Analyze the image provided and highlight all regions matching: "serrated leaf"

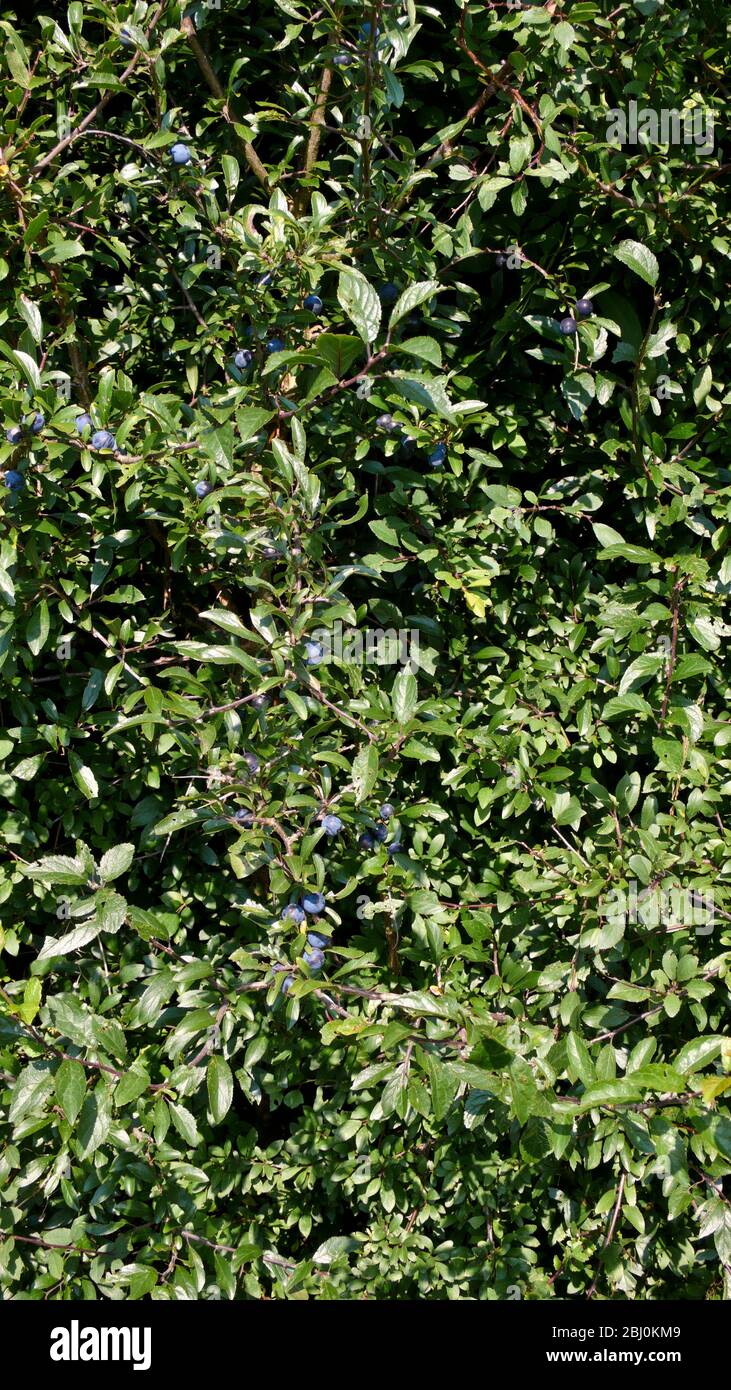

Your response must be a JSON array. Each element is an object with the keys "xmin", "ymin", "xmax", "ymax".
[
  {"xmin": 98, "ymin": 843, "xmax": 135, "ymax": 883},
  {"xmin": 95, "ymin": 890, "xmax": 127, "ymax": 934},
  {"xmin": 337, "ymin": 269, "xmax": 381, "ymax": 346},
  {"xmin": 114, "ymin": 1066, "xmax": 150, "ymax": 1108},
  {"xmin": 612, "ymin": 239, "xmax": 659, "ymax": 287},
  {"xmin": 169, "ymin": 1100, "xmax": 202, "ymax": 1147},
  {"xmin": 235, "ymin": 406, "xmax": 274, "ymax": 441},
  {"xmin": 207, "ymin": 1055, "xmax": 234, "ymax": 1123},
  {"xmin": 37, "ymin": 921, "xmax": 101, "ymax": 961},
  {"xmin": 389, "ymin": 279, "xmax": 440, "ymax": 330},
  {"xmin": 352, "ymin": 744, "xmax": 379, "ymax": 804},
  {"xmin": 68, "ymin": 752, "xmax": 99, "ymax": 802},
  {"xmin": 391, "ymin": 668, "xmax": 417, "ymax": 725},
  {"xmin": 199, "ymin": 422, "xmax": 234, "ymax": 469},
  {"xmin": 392, "ymin": 335, "xmax": 443, "ymax": 368},
  {"xmin": 55, "ymin": 1058, "xmax": 86, "ymax": 1125}
]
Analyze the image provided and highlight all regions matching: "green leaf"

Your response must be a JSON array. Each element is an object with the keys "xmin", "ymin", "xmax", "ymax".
[
  {"xmin": 562, "ymin": 372, "xmax": 595, "ymax": 421},
  {"xmin": 13, "ymin": 753, "xmax": 47, "ymax": 781},
  {"xmin": 169, "ymin": 1101, "xmax": 202, "ymax": 1147},
  {"xmin": 207, "ymin": 1055, "xmax": 234, "ymax": 1123},
  {"xmin": 9, "ymin": 1063, "xmax": 55, "ymax": 1125},
  {"xmin": 0, "ymin": 342, "xmax": 42, "ymax": 389},
  {"xmin": 114, "ymin": 1067, "xmax": 151, "ymax": 1108},
  {"xmin": 21, "ymin": 854, "xmax": 89, "ymax": 885},
  {"xmin": 40, "ymin": 238, "xmax": 86, "ymax": 264},
  {"xmin": 388, "ymin": 279, "xmax": 440, "ymax": 330},
  {"xmin": 686, "ymin": 615, "xmax": 720, "ymax": 652},
  {"xmin": 236, "ymin": 406, "xmax": 274, "ymax": 441},
  {"xmin": 510, "ymin": 1059, "xmax": 551, "ymax": 1124},
  {"xmin": 568, "ymin": 1078, "xmax": 645, "ymax": 1112},
  {"xmin": 597, "ymin": 543, "xmax": 661, "ymax": 564},
  {"xmin": 352, "ymin": 744, "xmax": 379, "ymax": 804},
  {"xmin": 612, "ymin": 239, "xmax": 659, "ymax": 287},
  {"xmin": 153, "ymin": 808, "xmax": 202, "ymax": 836},
  {"xmin": 222, "ymin": 154, "xmax": 239, "ymax": 198},
  {"xmin": 95, "ymin": 889, "xmax": 127, "ymax": 934},
  {"xmin": 98, "ymin": 843, "xmax": 135, "ymax": 883},
  {"xmin": 25, "ymin": 601, "xmax": 50, "ymax": 658},
  {"xmin": 199, "ymin": 422, "xmax": 234, "ymax": 469},
  {"xmin": 127, "ymin": 906, "xmax": 172, "ymax": 942},
  {"xmin": 692, "ymin": 364, "xmax": 712, "ymax": 406},
  {"xmin": 310, "ymin": 334, "xmax": 363, "ymax": 378},
  {"xmin": 17, "ymin": 294, "xmax": 42, "ymax": 343},
  {"xmin": 392, "ymin": 335, "xmax": 443, "ymax": 368},
  {"xmin": 68, "ymin": 752, "xmax": 99, "ymax": 802},
  {"xmin": 55, "ymin": 1059, "xmax": 86, "ymax": 1125},
  {"xmin": 674, "ymin": 1036, "xmax": 725, "ymax": 1074},
  {"xmin": 396, "ymin": 991, "xmax": 462, "ymax": 1020},
  {"xmin": 566, "ymin": 1032, "xmax": 595, "ymax": 1087},
  {"xmin": 198, "ymin": 608, "xmax": 252, "ymax": 640},
  {"xmin": 76, "ymin": 1088, "xmax": 113, "ymax": 1158},
  {"xmin": 81, "ymin": 668, "xmax": 105, "ymax": 711},
  {"xmin": 337, "ymin": 269, "xmax": 382, "ymax": 346},
  {"xmin": 37, "ymin": 921, "xmax": 101, "ymax": 961},
  {"xmin": 391, "ymin": 668, "xmax": 417, "ymax": 725},
  {"xmin": 418, "ymin": 1048, "xmax": 459, "ymax": 1123},
  {"xmin": 153, "ymin": 1097, "xmax": 171, "ymax": 1146},
  {"xmin": 17, "ymin": 977, "xmax": 42, "ymax": 1025},
  {"xmin": 312, "ymin": 1235, "xmax": 362, "ymax": 1265},
  {"xmin": 380, "ymin": 1063, "xmax": 410, "ymax": 1118}
]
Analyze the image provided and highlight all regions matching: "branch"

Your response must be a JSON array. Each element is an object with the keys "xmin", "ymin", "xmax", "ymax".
[
  {"xmin": 659, "ymin": 576, "xmax": 683, "ymax": 730},
  {"xmin": 8, "ymin": 1233, "xmax": 94, "ymax": 1257},
  {"xmin": 586, "ymin": 1171, "xmax": 626, "ymax": 1299},
  {"xmin": 181, "ymin": 17, "xmax": 270, "ymax": 191},
  {"xmin": 295, "ymin": 63, "xmax": 332, "ymax": 212},
  {"xmin": 630, "ymin": 291, "xmax": 661, "ymax": 472},
  {"xmin": 303, "ymin": 677, "xmax": 379, "ymax": 743},
  {"xmin": 456, "ymin": 16, "xmax": 542, "ymax": 141},
  {"xmin": 277, "ymin": 344, "xmax": 390, "ymax": 420}
]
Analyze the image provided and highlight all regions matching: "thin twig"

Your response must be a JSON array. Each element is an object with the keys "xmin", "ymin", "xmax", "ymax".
[
  {"xmin": 31, "ymin": 5, "xmax": 165, "ymax": 175},
  {"xmin": 586, "ymin": 1171, "xmax": 626, "ymax": 1299}
]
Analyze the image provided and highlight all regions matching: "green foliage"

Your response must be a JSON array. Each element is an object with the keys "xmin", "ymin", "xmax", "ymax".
[{"xmin": 0, "ymin": 0, "xmax": 729, "ymax": 1301}]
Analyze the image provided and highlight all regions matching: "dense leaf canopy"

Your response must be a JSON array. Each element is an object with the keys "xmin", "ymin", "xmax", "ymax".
[{"xmin": 0, "ymin": 0, "xmax": 729, "ymax": 1301}]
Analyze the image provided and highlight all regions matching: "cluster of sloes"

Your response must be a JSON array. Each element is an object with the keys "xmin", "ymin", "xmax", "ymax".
[
  {"xmin": 3, "ymin": 411, "xmax": 44, "ymax": 490},
  {"xmin": 3, "ymin": 408, "xmax": 123, "ymax": 491},
  {"xmin": 358, "ymin": 802, "xmax": 400, "ymax": 856},
  {"xmin": 75, "ymin": 413, "xmax": 116, "ymax": 451},
  {"xmin": 558, "ymin": 299, "xmax": 594, "ymax": 336},
  {"xmin": 374, "ymin": 412, "xmax": 447, "ymax": 468},
  {"xmin": 230, "ymin": 785, "xmax": 400, "ymax": 993},
  {"xmin": 169, "ymin": 136, "xmax": 307, "ymax": 509}
]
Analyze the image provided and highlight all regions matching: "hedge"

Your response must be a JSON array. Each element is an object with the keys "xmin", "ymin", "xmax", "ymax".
[{"xmin": 1, "ymin": 0, "xmax": 729, "ymax": 1302}]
